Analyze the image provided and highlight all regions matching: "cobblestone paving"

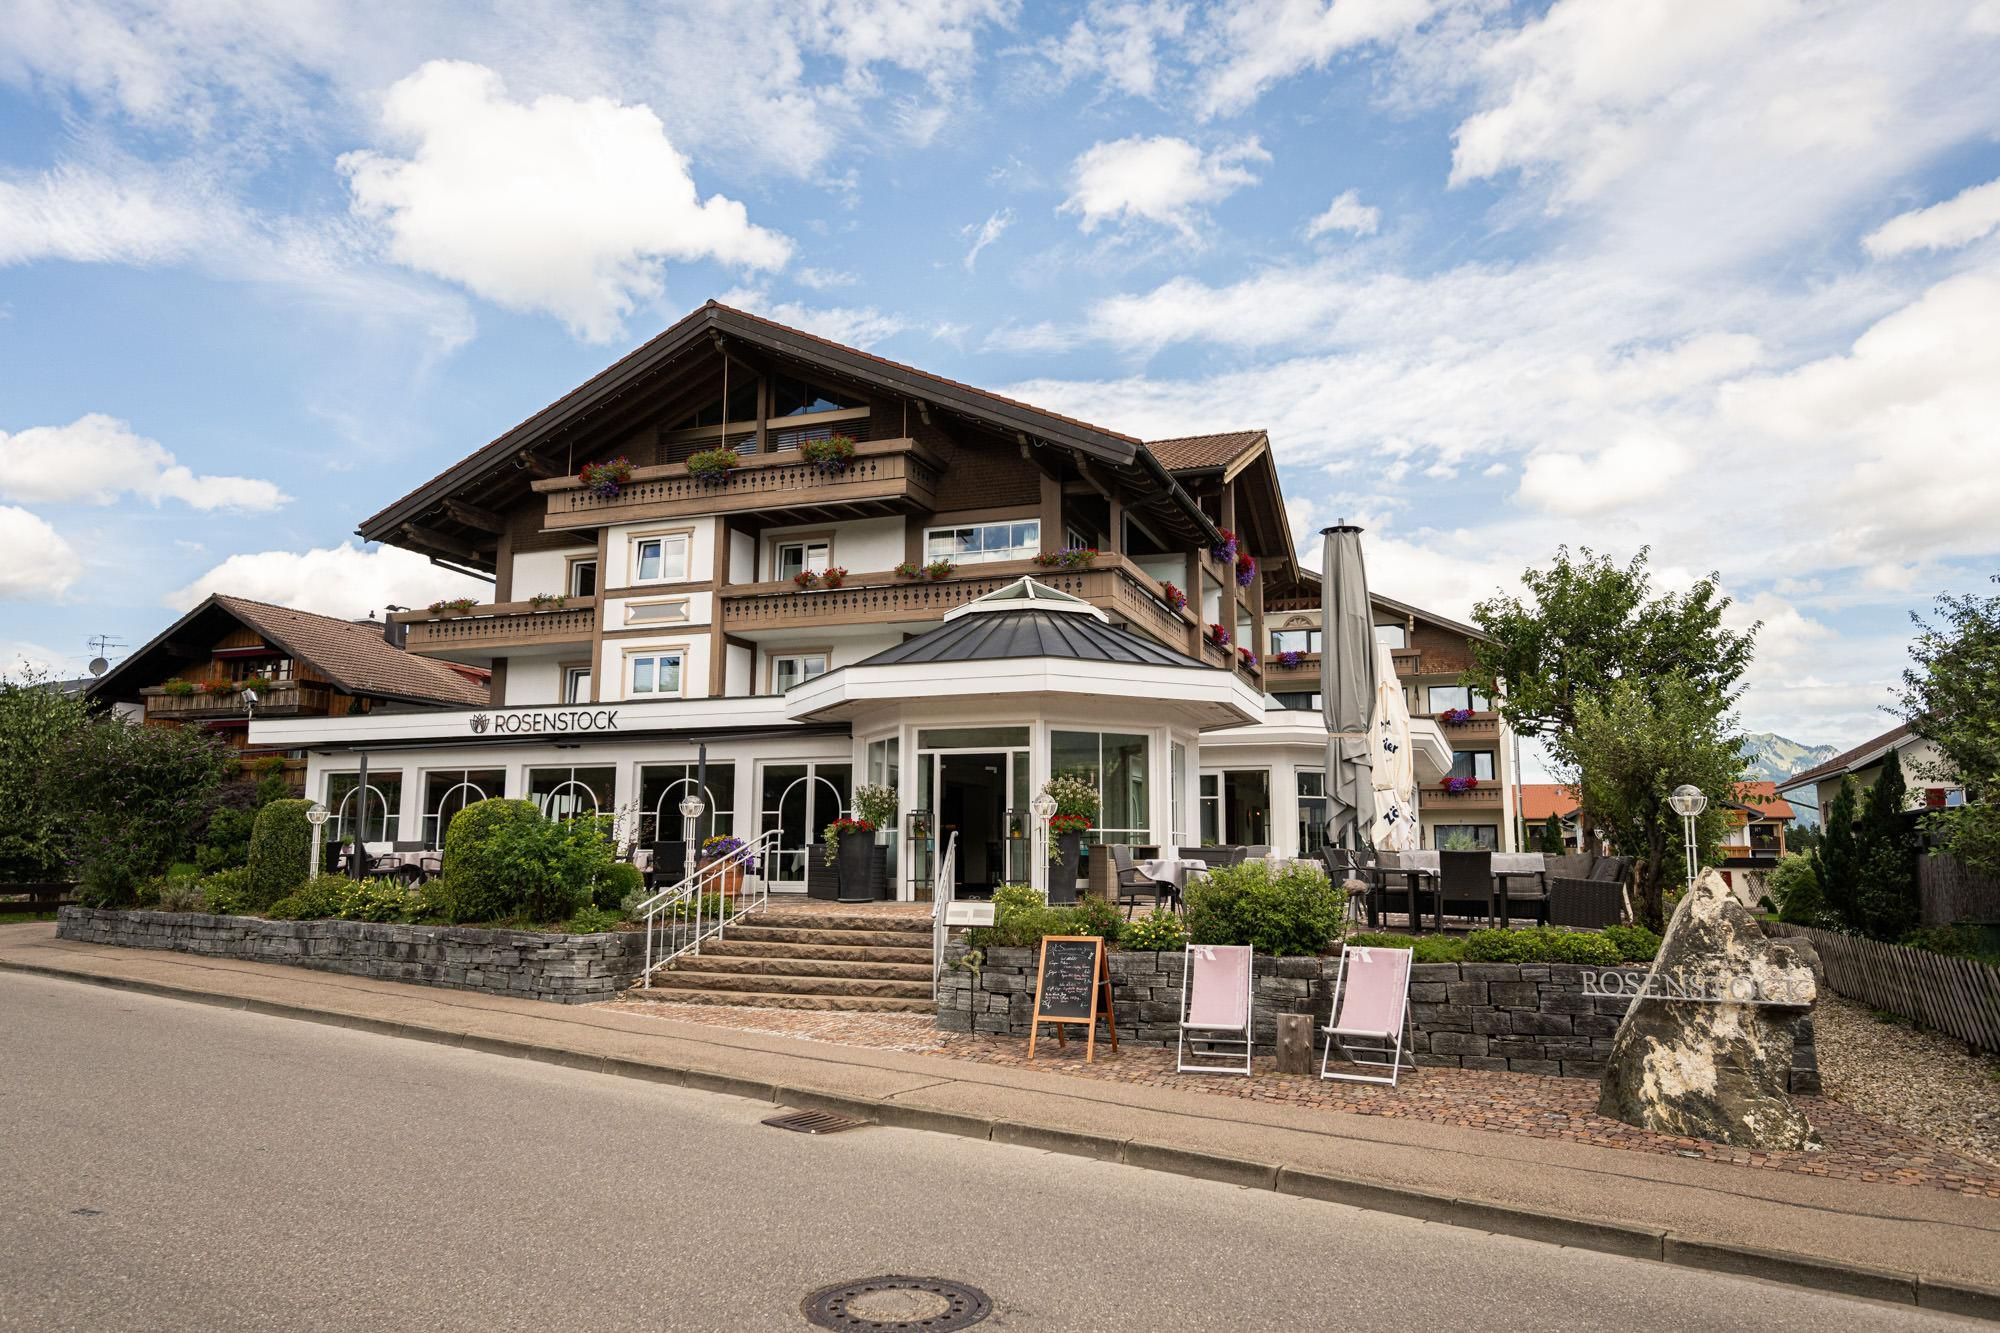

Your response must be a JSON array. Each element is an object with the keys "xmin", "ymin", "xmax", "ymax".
[{"xmin": 602, "ymin": 997, "xmax": 2000, "ymax": 1198}]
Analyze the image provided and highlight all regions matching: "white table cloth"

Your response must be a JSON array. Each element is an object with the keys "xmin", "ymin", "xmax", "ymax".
[{"xmin": 1136, "ymin": 857, "xmax": 1209, "ymax": 891}]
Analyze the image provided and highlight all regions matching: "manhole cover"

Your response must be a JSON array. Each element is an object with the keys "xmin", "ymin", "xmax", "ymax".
[
  {"xmin": 802, "ymin": 1276, "xmax": 991, "ymax": 1331},
  {"xmin": 764, "ymin": 1109, "xmax": 867, "ymax": 1135}
]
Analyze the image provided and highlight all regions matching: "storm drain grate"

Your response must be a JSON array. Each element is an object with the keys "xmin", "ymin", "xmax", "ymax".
[
  {"xmin": 802, "ymin": 1276, "xmax": 991, "ymax": 1331},
  {"xmin": 763, "ymin": 1109, "xmax": 868, "ymax": 1135}
]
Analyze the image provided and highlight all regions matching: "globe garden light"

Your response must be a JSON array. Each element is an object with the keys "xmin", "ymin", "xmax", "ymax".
[
  {"xmin": 1670, "ymin": 783, "xmax": 1708, "ymax": 894},
  {"xmin": 1030, "ymin": 793, "xmax": 1057, "ymax": 822},
  {"xmin": 305, "ymin": 802, "xmax": 331, "ymax": 877},
  {"xmin": 677, "ymin": 794, "xmax": 706, "ymax": 882}
]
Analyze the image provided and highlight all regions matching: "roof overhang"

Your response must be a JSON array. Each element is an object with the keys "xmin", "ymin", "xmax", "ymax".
[
  {"xmin": 1197, "ymin": 711, "xmax": 1456, "ymax": 781},
  {"xmin": 783, "ymin": 656, "xmax": 1266, "ymax": 730},
  {"xmin": 248, "ymin": 693, "xmax": 799, "ymax": 751}
]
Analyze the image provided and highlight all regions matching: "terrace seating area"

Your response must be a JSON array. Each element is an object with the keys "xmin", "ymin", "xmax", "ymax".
[{"xmin": 1320, "ymin": 847, "xmax": 1634, "ymax": 933}]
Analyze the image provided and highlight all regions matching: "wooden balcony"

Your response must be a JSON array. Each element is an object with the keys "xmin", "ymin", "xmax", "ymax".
[
  {"xmin": 142, "ymin": 681, "xmax": 332, "ymax": 721},
  {"xmin": 397, "ymin": 598, "xmax": 597, "ymax": 656},
  {"xmin": 721, "ymin": 555, "xmax": 1197, "ymax": 656},
  {"xmin": 1435, "ymin": 712, "xmax": 1501, "ymax": 740},
  {"xmin": 1421, "ymin": 783, "xmax": 1503, "ymax": 809},
  {"xmin": 533, "ymin": 438, "xmax": 939, "ymax": 531}
]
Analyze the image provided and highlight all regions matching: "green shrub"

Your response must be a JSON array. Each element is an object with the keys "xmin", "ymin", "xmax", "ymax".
[
  {"xmin": 1600, "ymin": 924, "xmax": 1661, "ymax": 962},
  {"xmin": 1121, "ymin": 908, "xmax": 1188, "ymax": 952},
  {"xmin": 1768, "ymin": 852, "xmax": 1825, "ymax": 926},
  {"xmin": 200, "ymin": 867, "xmax": 253, "ymax": 916},
  {"xmin": 62, "ymin": 719, "xmax": 229, "ymax": 906},
  {"xmin": 1461, "ymin": 928, "xmax": 1538, "ymax": 963},
  {"xmin": 267, "ymin": 873, "xmax": 353, "ymax": 920},
  {"xmin": 564, "ymin": 905, "xmax": 624, "ymax": 934},
  {"xmin": 1542, "ymin": 931, "xmax": 1623, "ymax": 965},
  {"xmin": 1899, "ymin": 924, "xmax": 2000, "ymax": 967},
  {"xmin": 246, "ymin": 798, "xmax": 315, "ymax": 909},
  {"xmin": 156, "ymin": 871, "xmax": 205, "ymax": 913},
  {"xmin": 595, "ymin": 860, "xmax": 644, "ymax": 911},
  {"xmin": 435, "ymin": 799, "xmax": 608, "ymax": 924},
  {"xmin": 1070, "ymin": 894, "xmax": 1124, "ymax": 945},
  {"xmin": 1412, "ymin": 936, "xmax": 1466, "ymax": 963},
  {"xmin": 1346, "ymin": 931, "xmax": 1420, "ymax": 950},
  {"xmin": 970, "ymin": 884, "xmax": 1121, "ymax": 948},
  {"xmin": 338, "ymin": 878, "xmax": 422, "ymax": 923},
  {"xmin": 1184, "ymin": 860, "xmax": 1342, "ymax": 956},
  {"xmin": 132, "ymin": 877, "xmax": 163, "ymax": 908}
]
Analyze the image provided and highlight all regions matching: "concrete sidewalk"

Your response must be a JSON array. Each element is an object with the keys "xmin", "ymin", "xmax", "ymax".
[{"xmin": 4, "ymin": 922, "xmax": 1995, "ymax": 1319}]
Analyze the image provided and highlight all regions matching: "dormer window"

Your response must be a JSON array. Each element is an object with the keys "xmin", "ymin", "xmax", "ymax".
[{"xmin": 771, "ymin": 375, "xmax": 864, "ymax": 418}]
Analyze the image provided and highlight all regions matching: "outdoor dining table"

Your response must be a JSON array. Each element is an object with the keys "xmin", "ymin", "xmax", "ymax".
[{"xmin": 1135, "ymin": 856, "xmax": 1208, "ymax": 909}]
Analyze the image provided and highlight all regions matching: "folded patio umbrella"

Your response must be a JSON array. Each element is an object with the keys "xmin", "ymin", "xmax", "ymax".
[
  {"xmin": 1370, "ymin": 636, "xmax": 1420, "ymax": 852},
  {"xmin": 1320, "ymin": 525, "xmax": 1377, "ymax": 851}
]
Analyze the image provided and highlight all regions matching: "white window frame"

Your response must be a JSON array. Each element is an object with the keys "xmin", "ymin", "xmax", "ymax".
[
  {"xmin": 924, "ymin": 518, "xmax": 1040, "ymax": 567},
  {"xmin": 773, "ymin": 539, "xmax": 832, "ymax": 581},
  {"xmin": 629, "ymin": 530, "xmax": 691, "ymax": 585},
  {"xmin": 770, "ymin": 652, "xmax": 829, "ymax": 694},
  {"xmin": 625, "ymin": 647, "xmax": 686, "ymax": 698},
  {"xmin": 566, "ymin": 557, "xmax": 598, "ymax": 598},
  {"xmin": 562, "ymin": 665, "xmax": 591, "ymax": 704}
]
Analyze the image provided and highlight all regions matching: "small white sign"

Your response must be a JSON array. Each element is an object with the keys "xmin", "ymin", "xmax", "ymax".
[{"xmin": 944, "ymin": 901, "xmax": 995, "ymax": 927}]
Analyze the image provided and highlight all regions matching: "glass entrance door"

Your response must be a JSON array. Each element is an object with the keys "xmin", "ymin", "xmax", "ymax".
[
  {"xmin": 924, "ymin": 749, "xmax": 1029, "ymax": 897},
  {"xmin": 758, "ymin": 762, "xmax": 851, "ymax": 892}
]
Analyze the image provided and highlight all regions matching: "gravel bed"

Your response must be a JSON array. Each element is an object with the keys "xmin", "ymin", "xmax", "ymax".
[{"xmin": 1813, "ymin": 991, "xmax": 2000, "ymax": 1168}]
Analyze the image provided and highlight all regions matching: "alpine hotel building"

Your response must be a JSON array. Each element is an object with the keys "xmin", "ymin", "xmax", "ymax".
[{"xmin": 252, "ymin": 302, "xmax": 1516, "ymax": 898}]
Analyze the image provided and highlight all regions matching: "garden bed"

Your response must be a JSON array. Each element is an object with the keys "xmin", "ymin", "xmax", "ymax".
[
  {"xmin": 57, "ymin": 906, "xmax": 644, "ymax": 1004},
  {"xmin": 937, "ymin": 944, "xmax": 1820, "ymax": 1088}
]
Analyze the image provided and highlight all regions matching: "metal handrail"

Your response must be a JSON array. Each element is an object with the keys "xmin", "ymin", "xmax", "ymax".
[
  {"xmin": 931, "ymin": 831, "xmax": 958, "ymax": 1001},
  {"xmin": 639, "ymin": 828, "xmax": 781, "ymax": 986}
]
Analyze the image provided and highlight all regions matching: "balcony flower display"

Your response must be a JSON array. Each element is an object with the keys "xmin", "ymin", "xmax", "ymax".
[
  {"xmin": 577, "ymin": 456, "xmax": 632, "ymax": 499},
  {"xmin": 820, "ymin": 816, "xmax": 877, "ymax": 865},
  {"xmin": 820, "ymin": 565, "xmax": 846, "ymax": 588},
  {"xmin": 1439, "ymin": 707, "xmax": 1474, "ymax": 724},
  {"xmin": 1210, "ymin": 529, "xmax": 1238, "ymax": 563},
  {"xmin": 800, "ymin": 433, "xmax": 857, "ymax": 474},
  {"xmin": 528, "ymin": 593, "xmax": 568, "ymax": 610},
  {"xmin": 1442, "ymin": 775, "xmax": 1481, "ymax": 794},
  {"xmin": 685, "ymin": 447, "xmax": 738, "ymax": 483},
  {"xmin": 1207, "ymin": 623, "xmax": 1231, "ymax": 648},
  {"xmin": 1033, "ymin": 545, "xmax": 1098, "ymax": 569},
  {"xmin": 238, "ymin": 675, "xmax": 275, "ymax": 693},
  {"xmin": 428, "ymin": 597, "xmax": 477, "ymax": 617},
  {"xmin": 1238, "ymin": 647, "xmax": 1259, "ymax": 668},
  {"xmin": 1277, "ymin": 649, "xmax": 1303, "ymax": 669},
  {"xmin": 1161, "ymin": 581, "xmax": 1187, "ymax": 612},
  {"xmin": 793, "ymin": 570, "xmax": 821, "ymax": 589},
  {"xmin": 1235, "ymin": 551, "xmax": 1256, "ymax": 588},
  {"xmin": 161, "ymin": 678, "xmax": 198, "ymax": 697},
  {"xmin": 923, "ymin": 559, "xmax": 955, "ymax": 580}
]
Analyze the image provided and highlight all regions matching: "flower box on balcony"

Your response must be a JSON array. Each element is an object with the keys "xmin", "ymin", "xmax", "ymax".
[
  {"xmin": 1276, "ymin": 650, "xmax": 1304, "ymax": 669},
  {"xmin": 800, "ymin": 434, "xmax": 857, "ymax": 474},
  {"xmin": 685, "ymin": 447, "xmax": 739, "ymax": 484},
  {"xmin": 578, "ymin": 456, "xmax": 632, "ymax": 498},
  {"xmin": 1161, "ymin": 581, "xmax": 1187, "ymax": 612},
  {"xmin": 1439, "ymin": 707, "xmax": 1474, "ymax": 725},
  {"xmin": 427, "ymin": 598, "xmax": 478, "ymax": 618},
  {"xmin": 1033, "ymin": 545, "xmax": 1098, "ymax": 569},
  {"xmin": 1442, "ymin": 776, "xmax": 1481, "ymax": 794},
  {"xmin": 528, "ymin": 593, "xmax": 568, "ymax": 611}
]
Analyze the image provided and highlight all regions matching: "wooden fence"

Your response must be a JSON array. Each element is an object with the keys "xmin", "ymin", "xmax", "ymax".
[
  {"xmin": 1918, "ymin": 852, "xmax": 2000, "ymax": 927},
  {"xmin": 1771, "ymin": 923, "xmax": 2000, "ymax": 1053}
]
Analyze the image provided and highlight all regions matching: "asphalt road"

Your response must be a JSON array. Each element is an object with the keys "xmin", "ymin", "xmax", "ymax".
[{"xmin": 0, "ymin": 972, "xmax": 1978, "ymax": 1332}]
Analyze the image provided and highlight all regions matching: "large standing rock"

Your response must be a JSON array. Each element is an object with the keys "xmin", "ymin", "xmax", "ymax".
[{"xmin": 1598, "ymin": 868, "xmax": 1819, "ymax": 1149}]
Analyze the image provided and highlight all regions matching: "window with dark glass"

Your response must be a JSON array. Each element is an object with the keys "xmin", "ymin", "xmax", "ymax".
[
  {"xmin": 1271, "ymin": 629, "xmax": 1322, "ymax": 654},
  {"xmin": 770, "ymin": 375, "xmax": 864, "ymax": 417},
  {"xmin": 1447, "ymin": 750, "xmax": 1496, "ymax": 781}
]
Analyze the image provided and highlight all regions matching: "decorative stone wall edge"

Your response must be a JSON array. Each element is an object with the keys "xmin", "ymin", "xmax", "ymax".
[
  {"xmin": 56, "ymin": 906, "xmax": 644, "ymax": 1004},
  {"xmin": 939, "ymin": 945, "xmax": 1820, "ymax": 1092}
]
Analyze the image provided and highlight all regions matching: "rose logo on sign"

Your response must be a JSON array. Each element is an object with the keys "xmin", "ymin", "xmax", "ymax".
[
  {"xmin": 467, "ymin": 708, "xmax": 621, "ymax": 736},
  {"xmin": 469, "ymin": 713, "xmax": 490, "ymax": 734}
]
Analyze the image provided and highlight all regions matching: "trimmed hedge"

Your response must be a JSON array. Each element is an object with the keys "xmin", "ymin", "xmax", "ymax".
[
  {"xmin": 1346, "ymin": 925, "xmax": 1662, "ymax": 965},
  {"xmin": 246, "ymin": 798, "xmax": 314, "ymax": 910},
  {"xmin": 432, "ymin": 798, "xmax": 608, "ymax": 925},
  {"xmin": 1185, "ymin": 860, "xmax": 1343, "ymax": 956}
]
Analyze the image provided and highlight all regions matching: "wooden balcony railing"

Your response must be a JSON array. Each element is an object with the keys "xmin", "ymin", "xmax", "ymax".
[
  {"xmin": 398, "ymin": 598, "xmax": 597, "ymax": 655},
  {"xmin": 721, "ymin": 555, "xmax": 1198, "ymax": 657},
  {"xmin": 534, "ymin": 438, "xmax": 939, "ymax": 530},
  {"xmin": 1435, "ymin": 712, "xmax": 1501, "ymax": 740},
  {"xmin": 142, "ymin": 681, "xmax": 333, "ymax": 720},
  {"xmin": 1422, "ymin": 783, "xmax": 1503, "ymax": 808}
]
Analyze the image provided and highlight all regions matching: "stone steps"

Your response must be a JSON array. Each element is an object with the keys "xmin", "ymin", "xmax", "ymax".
[
  {"xmin": 721, "ymin": 923, "xmax": 930, "ymax": 951},
  {"xmin": 668, "ymin": 953, "xmax": 934, "ymax": 981},
  {"xmin": 624, "ymin": 987, "xmax": 935, "ymax": 1013},
  {"xmin": 701, "ymin": 938, "xmax": 931, "ymax": 964},
  {"xmin": 631, "ymin": 906, "xmax": 936, "ymax": 1013},
  {"xmin": 649, "ymin": 968, "xmax": 932, "ymax": 998}
]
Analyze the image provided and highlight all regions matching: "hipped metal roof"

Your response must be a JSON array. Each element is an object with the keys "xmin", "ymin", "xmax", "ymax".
[{"xmin": 858, "ymin": 608, "xmax": 1210, "ymax": 671}]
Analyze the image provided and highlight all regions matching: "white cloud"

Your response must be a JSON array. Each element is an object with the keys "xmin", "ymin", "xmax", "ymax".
[
  {"xmin": 1305, "ymin": 189, "xmax": 1380, "ymax": 238},
  {"xmin": 0, "ymin": 506, "xmax": 78, "ymax": 600},
  {"xmin": 1515, "ymin": 433, "xmax": 1692, "ymax": 516},
  {"xmin": 0, "ymin": 163, "xmax": 220, "ymax": 266},
  {"xmin": 0, "ymin": 414, "xmax": 288, "ymax": 511},
  {"xmin": 1198, "ymin": 0, "xmax": 1437, "ymax": 117},
  {"xmin": 1864, "ymin": 175, "xmax": 2000, "ymax": 257},
  {"xmin": 794, "ymin": 267, "xmax": 858, "ymax": 289},
  {"xmin": 340, "ymin": 60, "xmax": 791, "ymax": 342},
  {"xmin": 1060, "ymin": 135, "xmax": 1268, "ymax": 237},
  {"xmin": 961, "ymin": 208, "xmax": 1014, "ymax": 270},
  {"xmin": 718, "ymin": 286, "xmax": 909, "ymax": 348},
  {"xmin": 1038, "ymin": 0, "xmax": 1188, "ymax": 98},
  {"xmin": 166, "ymin": 542, "xmax": 486, "ymax": 619}
]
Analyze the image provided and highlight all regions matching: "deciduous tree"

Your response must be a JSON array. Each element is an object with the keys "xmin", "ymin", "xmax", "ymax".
[
  {"xmin": 1897, "ymin": 574, "xmax": 2000, "ymax": 879},
  {"xmin": 0, "ymin": 668, "xmax": 93, "ymax": 883}
]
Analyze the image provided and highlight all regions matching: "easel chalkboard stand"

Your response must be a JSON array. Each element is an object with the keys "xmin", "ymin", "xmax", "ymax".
[{"xmin": 1027, "ymin": 935, "xmax": 1118, "ymax": 1062}]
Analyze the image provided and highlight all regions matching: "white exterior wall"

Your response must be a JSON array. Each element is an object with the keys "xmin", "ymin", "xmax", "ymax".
[
  {"xmin": 509, "ymin": 549, "xmax": 573, "ymax": 600},
  {"xmin": 506, "ymin": 655, "xmax": 565, "ymax": 706},
  {"xmin": 599, "ymin": 633, "xmax": 710, "ymax": 701},
  {"xmin": 759, "ymin": 516, "xmax": 904, "ymax": 579}
]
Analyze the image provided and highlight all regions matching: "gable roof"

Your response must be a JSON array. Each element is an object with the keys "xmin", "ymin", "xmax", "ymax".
[
  {"xmin": 1146, "ymin": 431, "xmax": 1268, "ymax": 475},
  {"xmin": 1782, "ymin": 721, "xmax": 1917, "ymax": 789},
  {"xmin": 359, "ymin": 300, "xmax": 1220, "ymax": 558},
  {"xmin": 1519, "ymin": 783, "xmax": 1580, "ymax": 822},
  {"xmin": 90, "ymin": 595, "xmax": 489, "ymax": 709},
  {"xmin": 1726, "ymin": 781, "xmax": 1795, "ymax": 821}
]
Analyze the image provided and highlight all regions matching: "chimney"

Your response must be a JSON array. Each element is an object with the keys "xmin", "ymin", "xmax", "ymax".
[{"xmin": 380, "ymin": 606, "xmax": 409, "ymax": 650}]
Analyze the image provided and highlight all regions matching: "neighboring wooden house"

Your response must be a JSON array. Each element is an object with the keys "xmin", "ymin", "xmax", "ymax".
[
  {"xmin": 89, "ymin": 594, "xmax": 490, "ymax": 785},
  {"xmin": 1780, "ymin": 720, "xmax": 1965, "ymax": 821}
]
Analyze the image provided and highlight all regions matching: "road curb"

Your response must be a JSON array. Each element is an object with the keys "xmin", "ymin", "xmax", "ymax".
[{"xmin": 6, "ymin": 955, "xmax": 1995, "ymax": 1321}]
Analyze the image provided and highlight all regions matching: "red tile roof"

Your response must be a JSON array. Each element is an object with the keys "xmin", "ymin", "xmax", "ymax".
[
  {"xmin": 210, "ymin": 596, "xmax": 490, "ymax": 707},
  {"xmin": 1731, "ymin": 781, "xmax": 1796, "ymax": 821},
  {"xmin": 1145, "ymin": 431, "xmax": 1268, "ymax": 472},
  {"xmin": 1519, "ymin": 783, "xmax": 1579, "ymax": 822},
  {"xmin": 1782, "ymin": 721, "xmax": 1917, "ymax": 789}
]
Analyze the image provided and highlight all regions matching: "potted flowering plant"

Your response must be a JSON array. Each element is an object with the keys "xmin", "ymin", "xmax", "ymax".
[
  {"xmin": 698, "ymin": 834, "xmax": 756, "ymax": 898},
  {"xmin": 238, "ymin": 674, "xmax": 275, "ymax": 693},
  {"xmin": 1161, "ymin": 581, "xmax": 1187, "ymax": 612},
  {"xmin": 1040, "ymin": 773, "xmax": 1099, "ymax": 903},
  {"xmin": 161, "ymin": 678, "xmax": 198, "ymax": 697},
  {"xmin": 800, "ymin": 434, "xmax": 857, "ymax": 473},
  {"xmin": 528, "ymin": 592, "xmax": 568, "ymax": 610},
  {"xmin": 578, "ymin": 456, "xmax": 632, "ymax": 498},
  {"xmin": 685, "ymin": 447, "xmax": 738, "ymax": 483},
  {"xmin": 428, "ymin": 597, "xmax": 477, "ymax": 617},
  {"xmin": 793, "ymin": 569, "xmax": 822, "ymax": 589},
  {"xmin": 924, "ymin": 558, "xmax": 955, "ymax": 580},
  {"xmin": 819, "ymin": 565, "xmax": 847, "ymax": 589},
  {"xmin": 1033, "ymin": 545, "xmax": 1098, "ymax": 569},
  {"xmin": 1207, "ymin": 623, "xmax": 1231, "ymax": 648},
  {"xmin": 1235, "ymin": 551, "xmax": 1256, "ymax": 588},
  {"xmin": 894, "ymin": 560, "xmax": 922, "ymax": 579},
  {"xmin": 1238, "ymin": 647, "xmax": 1259, "ymax": 669},
  {"xmin": 1210, "ymin": 529, "xmax": 1238, "ymax": 563},
  {"xmin": 1439, "ymin": 707, "xmax": 1474, "ymax": 725},
  {"xmin": 1276, "ymin": 649, "xmax": 1304, "ymax": 669},
  {"xmin": 1442, "ymin": 775, "xmax": 1481, "ymax": 794}
]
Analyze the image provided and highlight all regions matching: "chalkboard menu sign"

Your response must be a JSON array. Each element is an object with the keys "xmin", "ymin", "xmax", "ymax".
[{"xmin": 1028, "ymin": 935, "xmax": 1118, "ymax": 1062}]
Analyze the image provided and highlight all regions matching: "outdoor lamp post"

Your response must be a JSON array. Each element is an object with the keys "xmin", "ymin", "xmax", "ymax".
[
  {"xmin": 1030, "ymin": 792, "xmax": 1057, "ymax": 895},
  {"xmin": 678, "ymin": 793, "xmax": 706, "ymax": 884},
  {"xmin": 1669, "ymin": 783, "xmax": 1708, "ymax": 894},
  {"xmin": 305, "ymin": 802, "xmax": 330, "ymax": 878}
]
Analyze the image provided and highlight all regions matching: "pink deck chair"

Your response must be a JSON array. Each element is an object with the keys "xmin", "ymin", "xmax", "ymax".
[
  {"xmin": 1178, "ymin": 944, "xmax": 1254, "ymax": 1074},
  {"xmin": 1320, "ymin": 945, "xmax": 1416, "ymax": 1086}
]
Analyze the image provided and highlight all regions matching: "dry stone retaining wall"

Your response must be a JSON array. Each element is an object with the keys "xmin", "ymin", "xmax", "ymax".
[
  {"xmin": 57, "ymin": 906, "xmax": 644, "ymax": 1004},
  {"xmin": 939, "ymin": 944, "xmax": 1819, "ymax": 1091}
]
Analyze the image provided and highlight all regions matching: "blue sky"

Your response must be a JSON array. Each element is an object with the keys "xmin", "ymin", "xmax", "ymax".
[{"xmin": 3, "ymin": 0, "xmax": 1998, "ymax": 759}]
